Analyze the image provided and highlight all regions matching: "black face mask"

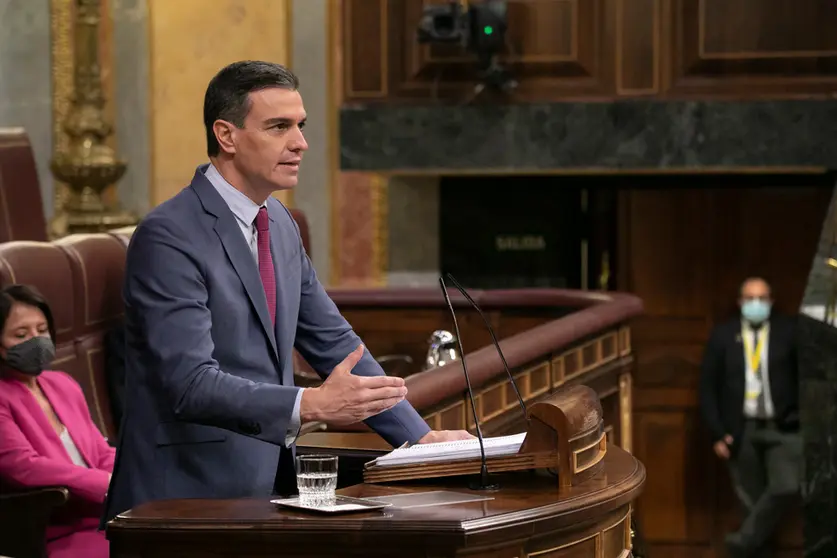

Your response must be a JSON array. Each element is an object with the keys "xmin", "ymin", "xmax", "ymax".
[{"xmin": 3, "ymin": 336, "xmax": 55, "ymax": 376}]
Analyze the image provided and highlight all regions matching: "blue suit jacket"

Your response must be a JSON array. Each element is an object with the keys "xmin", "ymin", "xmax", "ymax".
[{"xmin": 102, "ymin": 166, "xmax": 430, "ymax": 523}]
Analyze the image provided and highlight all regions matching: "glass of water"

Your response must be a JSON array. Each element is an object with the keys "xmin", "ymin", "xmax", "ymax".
[{"xmin": 295, "ymin": 453, "xmax": 338, "ymax": 507}]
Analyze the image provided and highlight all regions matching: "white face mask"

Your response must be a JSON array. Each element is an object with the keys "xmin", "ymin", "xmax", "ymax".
[{"xmin": 741, "ymin": 299, "xmax": 771, "ymax": 324}]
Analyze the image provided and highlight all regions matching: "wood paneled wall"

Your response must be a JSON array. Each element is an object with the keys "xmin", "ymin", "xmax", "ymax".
[
  {"xmin": 619, "ymin": 181, "xmax": 833, "ymax": 557},
  {"xmin": 341, "ymin": 0, "xmax": 837, "ymax": 102},
  {"xmin": 337, "ymin": 2, "xmax": 837, "ymax": 555}
]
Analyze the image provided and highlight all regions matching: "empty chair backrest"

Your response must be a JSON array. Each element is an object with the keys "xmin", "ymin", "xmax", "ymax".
[
  {"xmin": 0, "ymin": 129, "xmax": 48, "ymax": 242},
  {"xmin": 289, "ymin": 208, "xmax": 311, "ymax": 256},
  {"xmin": 56, "ymin": 234, "xmax": 128, "ymax": 439}
]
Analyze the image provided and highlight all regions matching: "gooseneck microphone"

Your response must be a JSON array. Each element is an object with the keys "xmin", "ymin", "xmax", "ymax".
[
  {"xmin": 445, "ymin": 273, "xmax": 527, "ymax": 419},
  {"xmin": 438, "ymin": 276, "xmax": 499, "ymax": 491}
]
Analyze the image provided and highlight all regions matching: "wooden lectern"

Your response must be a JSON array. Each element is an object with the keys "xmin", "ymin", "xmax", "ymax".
[
  {"xmin": 363, "ymin": 385, "xmax": 609, "ymax": 488},
  {"xmin": 107, "ymin": 386, "xmax": 645, "ymax": 558}
]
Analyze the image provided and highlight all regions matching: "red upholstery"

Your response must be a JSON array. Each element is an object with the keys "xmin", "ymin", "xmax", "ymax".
[
  {"xmin": 0, "ymin": 129, "xmax": 48, "ymax": 242},
  {"xmin": 55, "ymin": 234, "xmax": 128, "ymax": 438},
  {"xmin": 289, "ymin": 208, "xmax": 310, "ymax": 257}
]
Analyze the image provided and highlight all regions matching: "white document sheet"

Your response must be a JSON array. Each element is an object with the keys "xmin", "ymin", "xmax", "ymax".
[{"xmin": 369, "ymin": 432, "xmax": 527, "ymax": 468}]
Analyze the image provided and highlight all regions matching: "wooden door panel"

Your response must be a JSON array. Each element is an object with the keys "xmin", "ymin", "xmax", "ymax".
[
  {"xmin": 507, "ymin": 0, "xmax": 575, "ymax": 59},
  {"xmin": 626, "ymin": 187, "xmax": 714, "ymax": 556},
  {"xmin": 669, "ymin": 0, "xmax": 837, "ymax": 95},
  {"xmin": 342, "ymin": 0, "xmax": 613, "ymax": 102},
  {"xmin": 624, "ymin": 188, "xmax": 713, "ymax": 319},
  {"xmin": 708, "ymin": 185, "xmax": 832, "ymax": 317},
  {"xmin": 632, "ymin": 335, "xmax": 705, "ymax": 389},
  {"xmin": 634, "ymin": 411, "xmax": 714, "ymax": 546},
  {"xmin": 340, "ymin": 0, "xmax": 837, "ymax": 101},
  {"xmin": 619, "ymin": 179, "xmax": 831, "ymax": 556},
  {"xmin": 701, "ymin": 0, "xmax": 837, "ymax": 54}
]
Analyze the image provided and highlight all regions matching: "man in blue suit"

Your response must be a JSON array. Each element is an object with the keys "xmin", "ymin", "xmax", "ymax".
[{"xmin": 102, "ymin": 61, "xmax": 470, "ymax": 523}]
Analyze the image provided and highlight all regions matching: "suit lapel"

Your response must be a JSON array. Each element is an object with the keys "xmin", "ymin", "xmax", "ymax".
[
  {"xmin": 268, "ymin": 202, "xmax": 295, "ymax": 387},
  {"xmin": 38, "ymin": 377, "xmax": 95, "ymax": 466},
  {"xmin": 215, "ymin": 217, "xmax": 279, "ymax": 357},
  {"xmin": 767, "ymin": 320, "xmax": 779, "ymax": 391},
  {"xmin": 733, "ymin": 324, "xmax": 746, "ymax": 391},
  {"xmin": 13, "ymin": 380, "xmax": 61, "ymax": 447},
  {"xmin": 191, "ymin": 169, "xmax": 279, "ymax": 361}
]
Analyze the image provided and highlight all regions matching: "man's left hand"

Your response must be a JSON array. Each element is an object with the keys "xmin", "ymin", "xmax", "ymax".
[{"xmin": 417, "ymin": 430, "xmax": 475, "ymax": 444}]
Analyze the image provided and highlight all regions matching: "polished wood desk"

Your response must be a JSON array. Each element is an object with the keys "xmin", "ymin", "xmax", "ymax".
[{"xmin": 107, "ymin": 445, "xmax": 644, "ymax": 558}]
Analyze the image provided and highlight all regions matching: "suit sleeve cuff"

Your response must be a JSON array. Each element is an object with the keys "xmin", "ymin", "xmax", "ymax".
[{"xmin": 285, "ymin": 388, "xmax": 305, "ymax": 447}]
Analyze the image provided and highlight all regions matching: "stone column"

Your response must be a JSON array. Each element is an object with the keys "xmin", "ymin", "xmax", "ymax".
[{"xmin": 798, "ymin": 184, "xmax": 837, "ymax": 558}]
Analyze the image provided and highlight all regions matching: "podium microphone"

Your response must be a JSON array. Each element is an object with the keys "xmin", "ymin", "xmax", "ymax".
[
  {"xmin": 444, "ymin": 273, "xmax": 527, "ymax": 419},
  {"xmin": 439, "ymin": 276, "xmax": 500, "ymax": 491}
]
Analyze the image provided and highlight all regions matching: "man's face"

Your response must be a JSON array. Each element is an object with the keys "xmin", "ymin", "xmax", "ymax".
[
  {"xmin": 739, "ymin": 279, "xmax": 772, "ymax": 306},
  {"xmin": 227, "ymin": 87, "xmax": 308, "ymax": 193}
]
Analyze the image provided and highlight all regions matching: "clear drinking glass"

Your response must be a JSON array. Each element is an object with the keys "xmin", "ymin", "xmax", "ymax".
[{"xmin": 295, "ymin": 453, "xmax": 338, "ymax": 507}]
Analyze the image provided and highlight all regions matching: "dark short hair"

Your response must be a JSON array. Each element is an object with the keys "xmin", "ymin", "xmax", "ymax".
[
  {"xmin": 203, "ymin": 60, "xmax": 300, "ymax": 157},
  {"xmin": 739, "ymin": 276, "xmax": 772, "ymax": 298},
  {"xmin": 0, "ymin": 284, "xmax": 56, "ymax": 342}
]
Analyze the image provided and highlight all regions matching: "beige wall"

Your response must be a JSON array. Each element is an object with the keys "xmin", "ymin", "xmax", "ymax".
[
  {"xmin": 1, "ymin": 0, "xmax": 52, "ymax": 216},
  {"xmin": 147, "ymin": 0, "xmax": 292, "ymax": 206},
  {"xmin": 291, "ymin": 0, "xmax": 332, "ymax": 281}
]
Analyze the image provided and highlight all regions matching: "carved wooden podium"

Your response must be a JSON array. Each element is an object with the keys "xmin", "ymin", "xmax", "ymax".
[
  {"xmin": 364, "ymin": 385, "xmax": 609, "ymax": 488},
  {"xmin": 107, "ymin": 386, "xmax": 645, "ymax": 558}
]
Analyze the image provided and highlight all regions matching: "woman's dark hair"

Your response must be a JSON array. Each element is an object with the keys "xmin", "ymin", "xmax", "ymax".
[{"xmin": 0, "ymin": 284, "xmax": 56, "ymax": 342}]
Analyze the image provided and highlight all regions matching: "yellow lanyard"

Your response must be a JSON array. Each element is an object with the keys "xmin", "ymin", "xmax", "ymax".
[{"xmin": 744, "ymin": 327, "xmax": 765, "ymax": 372}]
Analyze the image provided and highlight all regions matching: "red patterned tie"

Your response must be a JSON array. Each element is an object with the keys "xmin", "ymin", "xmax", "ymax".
[{"xmin": 255, "ymin": 207, "xmax": 276, "ymax": 325}]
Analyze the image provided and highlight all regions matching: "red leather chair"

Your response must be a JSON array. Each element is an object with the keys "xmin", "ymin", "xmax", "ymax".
[
  {"xmin": 0, "ymin": 128, "xmax": 48, "ymax": 242},
  {"xmin": 55, "ymin": 234, "xmax": 128, "ymax": 440},
  {"xmin": 289, "ymin": 208, "xmax": 310, "ymax": 257}
]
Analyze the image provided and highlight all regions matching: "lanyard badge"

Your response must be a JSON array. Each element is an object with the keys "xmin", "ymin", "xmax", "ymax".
[{"xmin": 744, "ymin": 327, "xmax": 765, "ymax": 402}]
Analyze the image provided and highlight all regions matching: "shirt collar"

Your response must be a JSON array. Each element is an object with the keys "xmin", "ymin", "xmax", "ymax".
[
  {"xmin": 741, "ymin": 319, "xmax": 770, "ymax": 332},
  {"xmin": 204, "ymin": 163, "xmax": 263, "ymax": 228}
]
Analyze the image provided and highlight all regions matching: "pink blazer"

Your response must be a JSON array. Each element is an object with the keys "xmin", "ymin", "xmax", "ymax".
[{"xmin": 0, "ymin": 371, "xmax": 115, "ymax": 539}]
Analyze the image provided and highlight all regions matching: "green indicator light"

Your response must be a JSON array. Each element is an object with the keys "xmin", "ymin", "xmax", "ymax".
[{"xmin": 483, "ymin": 26, "xmax": 493, "ymax": 35}]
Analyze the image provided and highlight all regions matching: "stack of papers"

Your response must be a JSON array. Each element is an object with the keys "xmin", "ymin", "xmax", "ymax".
[{"xmin": 369, "ymin": 432, "xmax": 527, "ymax": 468}]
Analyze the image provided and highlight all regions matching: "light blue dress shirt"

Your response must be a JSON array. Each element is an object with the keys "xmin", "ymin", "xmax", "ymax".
[{"xmin": 204, "ymin": 163, "xmax": 304, "ymax": 446}]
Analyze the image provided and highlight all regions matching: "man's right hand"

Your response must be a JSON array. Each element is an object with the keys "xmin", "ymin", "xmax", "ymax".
[
  {"xmin": 713, "ymin": 434, "xmax": 733, "ymax": 460},
  {"xmin": 299, "ymin": 345, "xmax": 408, "ymax": 425}
]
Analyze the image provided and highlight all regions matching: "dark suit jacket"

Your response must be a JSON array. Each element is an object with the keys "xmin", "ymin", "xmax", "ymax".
[
  {"xmin": 104, "ymin": 321, "xmax": 125, "ymax": 439},
  {"xmin": 102, "ymin": 166, "xmax": 430, "ymax": 524},
  {"xmin": 699, "ymin": 314, "xmax": 799, "ymax": 451}
]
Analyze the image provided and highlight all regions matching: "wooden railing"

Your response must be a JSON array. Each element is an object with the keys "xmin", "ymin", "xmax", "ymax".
[{"xmin": 323, "ymin": 288, "xmax": 644, "ymax": 451}]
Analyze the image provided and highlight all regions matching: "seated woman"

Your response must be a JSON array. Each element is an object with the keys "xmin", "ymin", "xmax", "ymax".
[{"xmin": 0, "ymin": 284, "xmax": 113, "ymax": 558}]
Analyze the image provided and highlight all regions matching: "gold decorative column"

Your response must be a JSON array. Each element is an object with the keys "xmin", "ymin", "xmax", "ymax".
[{"xmin": 50, "ymin": 0, "xmax": 136, "ymax": 236}]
